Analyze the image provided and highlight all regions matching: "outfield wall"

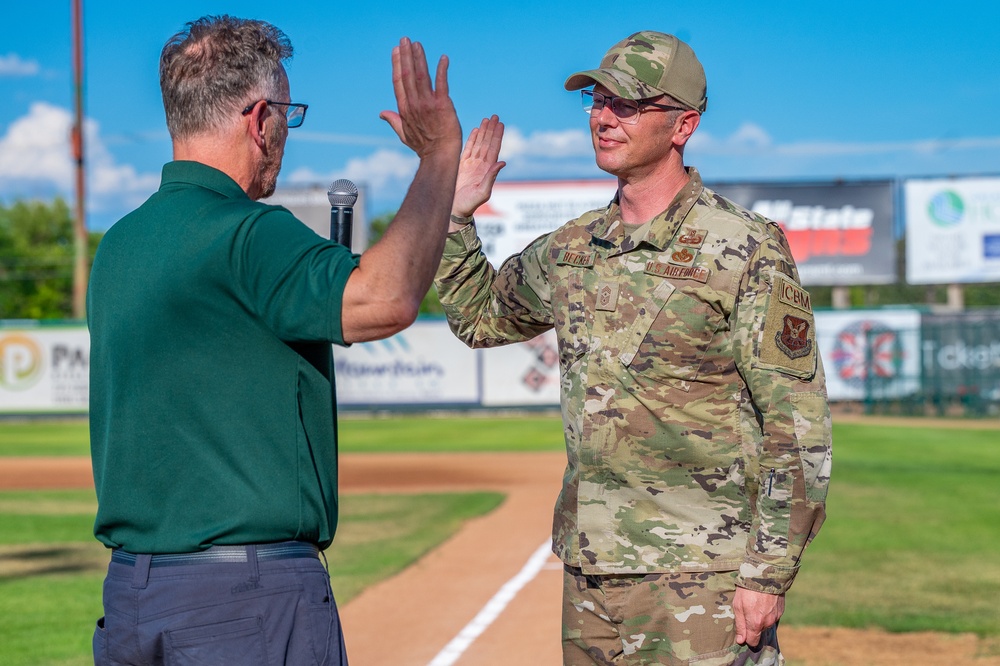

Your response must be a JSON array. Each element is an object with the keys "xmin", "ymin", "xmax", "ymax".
[{"xmin": 5, "ymin": 309, "xmax": 1000, "ymax": 415}]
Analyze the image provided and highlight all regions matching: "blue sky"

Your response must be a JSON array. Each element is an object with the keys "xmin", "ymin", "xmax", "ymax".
[{"xmin": 2, "ymin": 1, "xmax": 998, "ymax": 230}]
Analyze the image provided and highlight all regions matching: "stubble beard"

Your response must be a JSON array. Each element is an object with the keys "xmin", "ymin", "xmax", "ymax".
[{"xmin": 257, "ymin": 121, "xmax": 285, "ymax": 200}]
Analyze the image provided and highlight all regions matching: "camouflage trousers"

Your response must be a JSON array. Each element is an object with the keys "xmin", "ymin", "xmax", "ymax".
[{"xmin": 562, "ymin": 567, "xmax": 782, "ymax": 666}]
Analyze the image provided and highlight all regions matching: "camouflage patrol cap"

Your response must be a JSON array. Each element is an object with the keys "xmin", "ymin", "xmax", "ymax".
[{"xmin": 564, "ymin": 31, "xmax": 708, "ymax": 112}]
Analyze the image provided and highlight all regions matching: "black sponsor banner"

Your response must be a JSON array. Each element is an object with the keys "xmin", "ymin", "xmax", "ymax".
[{"xmin": 708, "ymin": 180, "xmax": 896, "ymax": 286}]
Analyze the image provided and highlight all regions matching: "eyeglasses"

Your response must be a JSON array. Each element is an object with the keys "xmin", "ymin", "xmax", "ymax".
[
  {"xmin": 581, "ymin": 90, "xmax": 686, "ymax": 125},
  {"xmin": 241, "ymin": 100, "xmax": 309, "ymax": 128}
]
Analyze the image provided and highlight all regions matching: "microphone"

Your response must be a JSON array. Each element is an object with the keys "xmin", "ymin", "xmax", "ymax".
[{"xmin": 327, "ymin": 179, "xmax": 358, "ymax": 249}]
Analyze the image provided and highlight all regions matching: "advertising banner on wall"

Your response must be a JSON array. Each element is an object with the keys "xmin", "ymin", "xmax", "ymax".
[
  {"xmin": 710, "ymin": 180, "xmax": 896, "ymax": 286},
  {"xmin": 332, "ymin": 320, "xmax": 479, "ymax": 406},
  {"xmin": 480, "ymin": 329, "xmax": 561, "ymax": 407},
  {"xmin": 904, "ymin": 176, "xmax": 1000, "ymax": 284},
  {"xmin": 920, "ymin": 309, "xmax": 1000, "ymax": 399},
  {"xmin": 472, "ymin": 180, "xmax": 617, "ymax": 265},
  {"xmin": 813, "ymin": 308, "xmax": 921, "ymax": 401},
  {"xmin": 0, "ymin": 325, "xmax": 90, "ymax": 413}
]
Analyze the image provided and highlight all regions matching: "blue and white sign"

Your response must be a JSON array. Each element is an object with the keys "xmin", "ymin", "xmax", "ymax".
[{"xmin": 905, "ymin": 176, "xmax": 1000, "ymax": 284}]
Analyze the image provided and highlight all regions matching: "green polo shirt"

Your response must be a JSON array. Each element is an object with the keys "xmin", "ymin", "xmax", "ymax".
[{"xmin": 87, "ymin": 161, "xmax": 359, "ymax": 553}]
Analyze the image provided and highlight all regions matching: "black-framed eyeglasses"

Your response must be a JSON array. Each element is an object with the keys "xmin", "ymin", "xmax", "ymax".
[
  {"xmin": 242, "ymin": 99, "xmax": 309, "ymax": 128},
  {"xmin": 581, "ymin": 90, "xmax": 686, "ymax": 125}
]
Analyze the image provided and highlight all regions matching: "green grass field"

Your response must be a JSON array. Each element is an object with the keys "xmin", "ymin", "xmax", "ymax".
[
  {"xmin": 1, "ymin": 415, "xmax": 999, "ymax": 665},
  {"xmin": 0, "ymin": 414, "xmax": 566, "ymax": 456},
  {"xmin": 0, "ymin": 489, "xmax": 503, "ymax": 666}
]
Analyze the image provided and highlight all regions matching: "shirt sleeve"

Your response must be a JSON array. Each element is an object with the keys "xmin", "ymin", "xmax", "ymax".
[
  {"xmin": 236, "ymin": 207, "xmax": 360, "ymax": 345},
  {"xmin": 731, "ymin": 233, "xmax": 833, "ymax": 594},
  {"xmin": 434, "ymin": 221, "xmax": 555, "ymax": 347}
]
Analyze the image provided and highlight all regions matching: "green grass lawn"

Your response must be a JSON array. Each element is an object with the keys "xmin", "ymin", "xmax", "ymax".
[
  {"xmin": 0, "ymin": 489, "xmax": 503, "ymax": 666},
  {"xmin": 2, "ymin": 415, "xmax": 999, "ymax": 665},
  {"xmin": 783, "ymin": 422, "xmax": 1000, "ymax": 636},
  {"xmin": 0, "ymin": 414, "xmax": 565, "ymax": 456}
]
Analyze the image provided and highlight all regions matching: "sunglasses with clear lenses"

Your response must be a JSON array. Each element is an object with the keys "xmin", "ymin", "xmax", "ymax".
[
  {"xmin": 241, "ymin": 100, "xmax": 309, "ymax": 128},
  {"xmin": 581, "ymin": 90, "xmax": 686, "ymax": 125}
]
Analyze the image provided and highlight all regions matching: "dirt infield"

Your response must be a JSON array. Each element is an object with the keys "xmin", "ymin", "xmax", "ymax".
[{"xmin": 3, "ymin": 453, "xmax": 998, "ymax": 666}]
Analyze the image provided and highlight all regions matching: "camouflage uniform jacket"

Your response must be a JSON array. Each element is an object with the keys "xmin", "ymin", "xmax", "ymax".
[{"xmin": 434, "ymin": 168, "xmax": 832, "ymax": 594}]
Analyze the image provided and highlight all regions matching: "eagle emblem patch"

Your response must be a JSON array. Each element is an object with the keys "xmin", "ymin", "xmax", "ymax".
[{"xmin": 776, "ymin": 314, "xmax": 813, "ymax": 359}]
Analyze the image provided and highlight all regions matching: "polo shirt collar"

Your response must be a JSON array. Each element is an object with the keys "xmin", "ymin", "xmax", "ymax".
[{"xmin": 160, "ymin": 161, "xmax": 250, "ymax": 201}]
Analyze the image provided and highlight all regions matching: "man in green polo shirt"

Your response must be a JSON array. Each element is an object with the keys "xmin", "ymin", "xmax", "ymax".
[{"xmin": 87, "ymin": 15, "xmax": 461, "ymax": 665}]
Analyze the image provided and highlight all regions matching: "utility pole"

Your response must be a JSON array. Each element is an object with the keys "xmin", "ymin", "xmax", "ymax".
[{"xmin": 71, "ymin": 0, "xmax": 88, "ymax": 319}]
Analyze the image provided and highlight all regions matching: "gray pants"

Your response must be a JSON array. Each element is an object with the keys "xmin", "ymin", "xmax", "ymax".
[{"xmin": 93, "ymin": 543, "xmax": 347, "ymax": 665}]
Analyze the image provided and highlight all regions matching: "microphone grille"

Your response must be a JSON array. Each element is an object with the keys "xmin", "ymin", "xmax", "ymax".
[{"xmin": 327, "ymin": 179, "xmax": 359, "ymax": 207}]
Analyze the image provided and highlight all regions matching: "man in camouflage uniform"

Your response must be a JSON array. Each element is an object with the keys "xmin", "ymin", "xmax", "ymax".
[{"xmin": 435, "ymin": 31, "xmax": 831, "ymax": 665}]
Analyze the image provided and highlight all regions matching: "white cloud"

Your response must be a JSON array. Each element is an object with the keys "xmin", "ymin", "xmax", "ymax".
[
  {"xmin": 0, "ymin": 103, "xmax": 75, "ymax": 189},
  {"xmin": 689, "ymin": 121, "xmax": 774, "ymax": 155},
  {"xmin": 0, "ymin": 102, "xmax": 159, "ymax": 213},
  {"xmin": 689, "ymin": 121, "xmax": 1000, "ymax": 161},
  {"xmin": 500, "ymin": 127, "xmax": 593, "ymax": 160},
  {"xmin": 284, "ymin": 128, "xmax": 603, "ymax": 213},
  {"xmin": 286, "ymin": 147, "xmax": 419, "ymax": 192},
  {"xmin": 772, "ymin": 135, "xmax": 1000, "ymax": 158},
  {"xmin": 0, "ymin": 53, "xmax": 40, "ymax": 77},
  {"xmin": 284, "ymin": 148, "xmax": 421, "ymax": 214}
]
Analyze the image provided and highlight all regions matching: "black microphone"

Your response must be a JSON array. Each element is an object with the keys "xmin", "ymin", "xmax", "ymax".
[{"xmin": 327, "ymin": 179, "xmax": 358, "ymax": 249}]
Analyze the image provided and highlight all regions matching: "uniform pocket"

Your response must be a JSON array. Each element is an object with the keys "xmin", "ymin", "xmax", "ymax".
[
  {"xmin": 165, "ymin": 616, "xmax": 267, "ymax": 666},
  {"xmin": 554, "ymin": 267, "xmax": 592, "ymax": 374},
  {"xmin": 790, "ymin": 391, "xmax": 832, "ymax": 503},
  {"xmin": 621, "ymin": 283, "xmax": 724, "ymax": 389},
  {"xmin": 688, "ymin": 643, "xmax": 738, "ymax": 665}
]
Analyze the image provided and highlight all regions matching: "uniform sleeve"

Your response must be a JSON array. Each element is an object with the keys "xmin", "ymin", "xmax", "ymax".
[
  {"xmin": 731, "ymin": 235, "xmax": 833, "ymax": 595},
  {"xmin": 434, "ymin": 221, "xmax": 555, "ymax": 348},
  {"xmin": 236, "ymin": 207, "xmax": 360, "ymax": 345}
]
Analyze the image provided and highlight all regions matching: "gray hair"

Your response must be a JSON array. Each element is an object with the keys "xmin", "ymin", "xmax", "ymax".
[{"xmin": 159, "ymin": 15, "xmax": 293, "ymax": 140}]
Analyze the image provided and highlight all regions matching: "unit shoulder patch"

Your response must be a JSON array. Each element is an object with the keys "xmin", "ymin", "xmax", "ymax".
[
  {"xmin": 775, "ymin": 277, "xmax": 812, "ymax": 313},
  {"xmin": 757, "ymin": 274, "xmax": 817, "ymax": 379}
]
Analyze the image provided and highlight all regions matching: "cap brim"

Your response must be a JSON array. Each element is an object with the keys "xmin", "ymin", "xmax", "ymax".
[{"xmin": 564, "ymin": 68, "xmax": 644, "ymax": 99}]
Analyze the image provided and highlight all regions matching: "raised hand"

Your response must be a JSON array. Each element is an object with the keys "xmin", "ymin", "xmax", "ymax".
[
  {"xmin": 379, "ymin": 38, "xmax": 461, "ymax": 160},
  {"xmin": 452, "ymin": 115, "xmax": 506, "ymax": 219}
]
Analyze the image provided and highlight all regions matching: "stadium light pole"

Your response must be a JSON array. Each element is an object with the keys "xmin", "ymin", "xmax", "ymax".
[{"xmin": 70, "ymin": 0, "xmax": 88, "ymax": 319}]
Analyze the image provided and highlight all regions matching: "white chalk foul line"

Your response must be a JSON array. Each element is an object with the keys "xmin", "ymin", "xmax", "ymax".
[{"xmin": 427, "ymin": 539, "xmax": 553, "ymax": 666}]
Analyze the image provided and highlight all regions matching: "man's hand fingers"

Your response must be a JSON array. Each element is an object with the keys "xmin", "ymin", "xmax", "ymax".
[
  {"xmin": 434, "ymin": 54, "xmax": 450, "ymax": 98},
  {"xmin": 379, "ymin": 111, "xmax": 404, "ymax": 142},
  {"xmin": 734, "ymin": 600, "xmax": 747, "ymax": 645}
]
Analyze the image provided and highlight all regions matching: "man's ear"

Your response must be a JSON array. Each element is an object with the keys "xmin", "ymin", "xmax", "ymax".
[
  {"xmin": 673, "ymin": 111, "xmax": 701, "ymax": 148},
  {"xmin": 244, "ymin": 100, "xmax": 268, "ymax": 149}
]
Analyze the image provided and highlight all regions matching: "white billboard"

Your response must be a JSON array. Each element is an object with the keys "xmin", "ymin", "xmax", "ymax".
[
  {"xmin": 0, "ymin": 326, "xmax": 90, "ymax": 413},
  {"xmin": 332, "ymin": 320, "xmax": 479, "ymax": 405},
  {"xmin": 480, "ymin": 329, "xmax": 561, "ymax": 406},
  {"xmin": 473, "ymin": 180, "xmax": 617, "ymax": 265},
  {"xmin": 905, "ymin": 176, "xmax": 1000, "ymax": 284}
]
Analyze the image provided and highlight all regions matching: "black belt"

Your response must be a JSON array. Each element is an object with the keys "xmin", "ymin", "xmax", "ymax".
[{"xmin": 111, "ymin": 541, "xmax": 319, "ymax": 568}]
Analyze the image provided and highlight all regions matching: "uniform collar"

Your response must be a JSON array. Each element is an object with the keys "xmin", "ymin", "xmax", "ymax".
[{"xmin": 589, "ymin": 167, "xmax": 705, "ymax": 253}]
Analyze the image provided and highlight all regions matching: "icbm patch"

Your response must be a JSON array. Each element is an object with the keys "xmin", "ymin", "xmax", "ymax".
[{"xmin": 756, "ymin": 273, "xmax": 817, "ymax": 379}]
